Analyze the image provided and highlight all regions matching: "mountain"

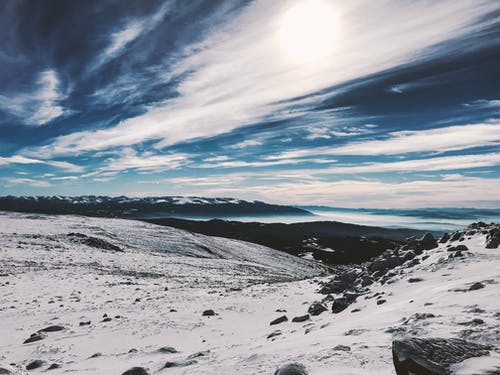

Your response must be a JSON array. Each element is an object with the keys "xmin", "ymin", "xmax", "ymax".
[
  {"xmin": 0, "ymin": 195, "xmax": 311, "ymax": 218},
  {"xmin": 145, "ymin": 218, "xmax": 437, "ymax": 265},
  {"xmin": 0, "ymin": 212, "xmax": 498, "ymax": 374}
]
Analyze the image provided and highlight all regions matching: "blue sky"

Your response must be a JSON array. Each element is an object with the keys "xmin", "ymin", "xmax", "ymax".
[{"xmin": 0, "ymin": 0, "xmax": 499, "ymax": 207}]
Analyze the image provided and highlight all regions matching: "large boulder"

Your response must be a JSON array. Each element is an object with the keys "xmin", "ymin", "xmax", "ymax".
[
  {"xmin": 392, "ymin": 338, "xmax": 492, "ymax": 375},
  {"xmin": 308, "ymin": 302, "xmax": 327, "ymax": 316}
]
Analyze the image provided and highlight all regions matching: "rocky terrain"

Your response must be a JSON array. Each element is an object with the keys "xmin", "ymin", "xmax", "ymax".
[{"xmin": 0, "ymin": 212, "xmax": 499, "ymax": 374}]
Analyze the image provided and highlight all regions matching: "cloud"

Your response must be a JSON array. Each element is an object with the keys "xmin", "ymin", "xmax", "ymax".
[
  {"xmin": 0, "ymin": 154, "xmax": 83, "ymax": 172},
  {"xmin": 3, "ymin": 178, "xmax": 52, "ymax": 188},
  {"xmin": 91, "ymin": 3, "xmax": 170, "ymax": 72},
  {"xmin": 0, "ymin": 69, "xmax": 67, "ymax": 126},
  {"xmin": 267, "ymin": 122, "xmax": 500, "ymax": 160},
  {"xmin": 31, "ymin": 0, "xmax": 498, "ymax": 156},
  {"xmin": 228, "ymin": 140, "xmax": 263, "ymax": 149},
  {"xmin": 317, "ymin": 152, "xmax": 500, "ymax": 174}
]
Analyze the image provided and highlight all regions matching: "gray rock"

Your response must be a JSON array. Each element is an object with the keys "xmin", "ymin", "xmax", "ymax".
[
  {"xmin": 157, "ymin": 346, "xmax": 178, "ymax": 354},
  {"xmin": 308, "ymin": 302, "xmax": 327, "ymax": 316},
  {"xmin": 48, "ymin": 363, "xmax": 61, "ymax": 370},
  {"xmin": 469, "ymin": 282, "xmax": 485, "ymax": 291},
  {"xmin": 202, "ymin": 309, "xmax": 215, "ymax": 316},
  {"xmin": 26, "ymin": 360, "xmax": 45, "ymax": 370},
  {"xmin": 270, "ymin": 315, "xmax": 288, "ymax": 325},
  {"xmin": 438, "ymin": 232, "xmax": 450, "ymax": 243},
  {"xmin": 274, "ymin": 363, "xmax": 309, "ymax": 375},
  {"xmin": 292, "ymin": 314, "xmax": 310, "ymax": 323},
  {"xmin": 23, "ymin": 332, "xmax": 46, "ymax": 344},
  {"xmin": 122, "ymin": 367, "xmax": 150, "ymax": 375},
  {"xmin": 267, "ymin": 330, "xmax": 282, "ymax": 339},
  {"xmin": 38, "ymin": 325, "xmax": 65, "ymax": 333},
  {"xmin": 331, "ymin": 298, "xmax": 349, "ymax": 313},
  {"xmin": 0, "ymin": 365, "xmax": 14, "ymax": 374},
  {"xmin": 162, "ymin": 360, "xmax": 196, "ymax": 369},
  {"xmin": 392, "ymin": 338, "xmax": 492, "ymax": 375},
  {"xmin": 447, "ymin": 245, "xmax": 468, "ymax": 252}
]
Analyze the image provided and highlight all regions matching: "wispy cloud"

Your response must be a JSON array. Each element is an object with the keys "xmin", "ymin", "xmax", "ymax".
[
  {"xmin": 90, "ymin": 3, "xmax": 170, "ymax": 72},
  {"xmin": 3, "ymin": 177, "xmax": 52, "ymax": 188},
  {"xmin": 0, "ymin": 154, "xmax": 83, "ymax": 172},
  {"xmin": 32, "ymin": 0, "xmax": 498, "ymax": 156},
  {"xmin": 0, "ymin": 69, "xmax": 67, "ymax": 126}
]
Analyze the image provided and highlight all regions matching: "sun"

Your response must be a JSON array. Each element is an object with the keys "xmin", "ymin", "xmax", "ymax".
[{"xmin": 276, "ymin": 0, "xmax": 338, "ymax": 64}]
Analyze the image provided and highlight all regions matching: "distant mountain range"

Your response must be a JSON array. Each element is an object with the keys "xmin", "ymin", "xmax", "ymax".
[{"xmin": 0, "ymin": 195, "xmax": 311, "ymax": 218}]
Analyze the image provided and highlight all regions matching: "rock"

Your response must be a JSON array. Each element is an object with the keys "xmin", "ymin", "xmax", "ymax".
[
  {"xmin": 408, "ymin": 278, "xmax": 423, "ymax": 283},
  {"xmin": 450, "ymin": 232, "xmax": 464, "ymax": 242},
  {"xmin": 157, "ymin": 346, "xmax": 177, "ymax": 354},
  {"xmin": 331, "ymin": 298, "xmax": 349, "ymax": 313},
  {"xmin": 267, "ymin": 330, "xmax": 282, "ymax": 339},
  {"xmin": 292, "ymin": 314, "xmax": 310, "ymax": 323},
  {"xmin": 186, "ymin": 350, "xmax": 209, "ymax": 360},
  {"xmin": 419, "ymin": 233, "xmax": 438, "ymax": 250},
  {"xmin": 162, "ymin": 360, "xmax": 196, "ymax": 369},
  {"xmin": 202, "ymin": 309, "xmax": 215, "ymax": 316},
  {"xmin": 23, "ymin": 332, "xmax": 46, "ymax": 344},
  {"xmin": 122, "ymin": 367, "xmax": 150, "ymax": 375},
  {"xmin": 377, "ymin": 299, "xmax": 387, "ymax": 305},
  {"xmin": 47, "ymin": 363, "xmax": 61, "ymax": 370},
  {"xmin": 447, "ymin": 245, "xmax": 468, "ymax": 252},
  {"xmin": 308, "ymin": 302, "xmax": 327, "ymax": 316},
  {"xmin": 486, "ymin": 228, "xmax": 500, "ymax": 248},
  {"xmin": 274, "ymin": 363, "xmax": 309, "ymax": 375},
  {"xmin": 333, "ymin": 345, "xmax": 351, "ymax": 351},
  {"xmin": 469, "ymin": 282, "xmax": 485, "ymax": 291},
  {"xmin": 438, "ymin": 232, "xmax": 450, "ymax": 243},
  {"xmin": 26, "ymin": 360, "xmax": 45, "ymax": 370},
  {"xmin": 102, "ymin": 317, "xmax": 112, "ymax": 322},
  {"xmin": 392, "ymin": 338, "xmax": 492, "ymax": 375},
  {"xmin": 79, "ymin": 321, "xmax": 91, "ymax": 326},
  {"xmin": 270, "ymin": 315, "xmax": 288, "ymax": 325},
  {"xmin": 89, "ymin": 352, "xmax": 102, "ymax": 358},
  {"xmin": 38, "ymin": 325, "xmax": 65, "ymax": 333},
  {"xmin": 0, "ymin": 365, "xmax": 14, "ymax": 374}
]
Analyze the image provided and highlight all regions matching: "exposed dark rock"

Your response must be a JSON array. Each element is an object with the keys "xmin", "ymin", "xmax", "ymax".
[
  {"xmin": 447, "ymin": 245, "xmax": 468, "ymax": 252},
  {"xmin": 308, "ymin": 302, "xmax": 327, "ymax": 316},
  {"xmin": 486, "ymin": 228, "xmax": 500, "ymax": 249},
  {"xmin": 122, "ymin": 367, "xmax": 150, "ymax": 375},
  {"xmin": 26, "ymin": 360, "xmax": 45, "ymax": 370},
  {"xmin": 162, "ymin": 360, "xmax": 196, "ymax": 369},
  {"xmin": 333, "ymin": 345, "xmax": 351, "ymax": 351},
  {"xmin": 67, "ymin": 232, "xmax": 123, "ymax": 252},
  {"xmin": 469, "ymin": 282, "xmax": 485, "ymax": 291},
  {"xmin": 23, "ymin": 332, "xmax": 46, "ymax": 344},
  {"xmin": 408, "ymin": 278, "xmax": 423, "ymax": 283},
  {"xmin": 377, "ymin": 299, "xmax": 387, "ymax": 305},
  {"xmin": 157, "ymin": 346, "xmax": 177, "ymax": 354},
  {"xmin": 79, "ymin": 321, "xmax": 91, "ymax": 326},
  {"xmin": 438, "ymin": 233, "xmax": 450, "ymax": 243},
  {"xmin": 274, "ymin": 363, "xmax": 309, "ymax": 375},
  {"xmin": 331, "ymin": 298, "xmax": 349, "ymax": 314},
  {"xmin": 267, "ymin": 330, "xmax": 282, "ymax": 339},
  {"xmin": 419, "ymin": 233, "xmax": 438, "ymax": 250},
  {"xmin": 292, "ymin": 314, "xmax": 310, "ymax": 323},
  {"xmin": 102, "ymin": 317, "xmax": 112, "ymax": 322},
  {"xmin": 38, "ymin": 325, "xmax": 65, "ymax": 333},
  {"xmin": 270, "ymin": 315, "xmax": 288, "ymax": 325},
  {"xmin": 47, "ymin": 363, "xmax": 61, "ymax": 370},
  {"xmin": 202, "ymin": 309, "xmax": 216, "ymax": 316},
  {"xmin": 186, "ymin": 350, "xmax": 209, "ymax": 360},
  {"xmin": 89, "ymin": 353, "xmax": 102, "ymax": 358},
  {"xmin": 450, "ymin": 232, "xmax": 464, "ymax": 242},
  {"xmin": 392, "ymin": 338, "xmax": 492, "ymax": 375},
  {"xmin": 0, "ymin": 365, "xmax": 13, "ymax": 374}
]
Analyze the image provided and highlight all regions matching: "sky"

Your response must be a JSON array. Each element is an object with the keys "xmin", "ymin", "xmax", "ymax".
[{"xmin": 0, "ymin": 0, "xmax": 499, "ymax": 208}]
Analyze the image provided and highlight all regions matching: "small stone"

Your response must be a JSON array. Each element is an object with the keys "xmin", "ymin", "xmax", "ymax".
[
  {"xmin": 26, "ymin": 360, "xmax": 45, "ymax": 370},
  {"xmin": 270, "ymin": 315, "xmax": 288, "ymax": 325},
  {"xmin": 469, "ymin": 282, "xmax": 485, "ymax": 291},
  {"xmin": 38, "ymin": 325, "xmax": 65, "ymax": 333},
  {"xmin": 267, "ymin": 330, "xmax": 282, "ymax": 339},
  {"xmin": 23, "ymin": 332, "xmax": 46, "ymax": 344},
  {"xmin": 377, "ymin": 299, "xmax": 387, "ymax": 305},
  {"xmin": 89, "ymin": 352, "xmax": 102, "ymax": 358},
  {"xmin": 408, "ymin": 278, "xmax": 423, "ymax": 283},
  {"xmin": 157, "ymin": 346, "xmax": 177, "ymax": 354},
  {"xmin": 202, "ymin": 309, "xmax": 215, "ymax": 316},
  {"xmin": 292, "ymin": 314, "xmax": 310, "ymax": 323},
  {"xmin": 48, "ymin": 363, "xmax": 61, "ymax": 370}
]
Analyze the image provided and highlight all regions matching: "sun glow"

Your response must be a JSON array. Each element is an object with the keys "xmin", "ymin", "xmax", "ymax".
[{"xmin": 277, "ymin": 0, "xmax": 338, "ymax": 64}]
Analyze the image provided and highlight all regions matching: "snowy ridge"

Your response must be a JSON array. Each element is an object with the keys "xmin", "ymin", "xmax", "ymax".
[{"xmin": 0, "ymin": 213, "xmax": 499, "ymax": 374}]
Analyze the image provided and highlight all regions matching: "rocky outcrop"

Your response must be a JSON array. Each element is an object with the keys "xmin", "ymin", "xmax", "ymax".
[
  {"xmin": 274, "ymin": 363, "xmax": 309, "ymax": 375},
  {"xmin": 392, "ymin": 338, "xmax": 492, "ymax": 375}
]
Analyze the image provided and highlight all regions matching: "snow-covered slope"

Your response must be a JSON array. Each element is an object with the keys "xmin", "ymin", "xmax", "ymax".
[{"xmin": 0, "ymin": 213, "xmax": 498, "ymax": 374}]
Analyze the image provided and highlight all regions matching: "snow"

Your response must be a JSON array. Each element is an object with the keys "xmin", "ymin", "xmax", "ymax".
[{"xmin": 0, "ymin": 212, "xmax": 499, "ymax": 374}]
